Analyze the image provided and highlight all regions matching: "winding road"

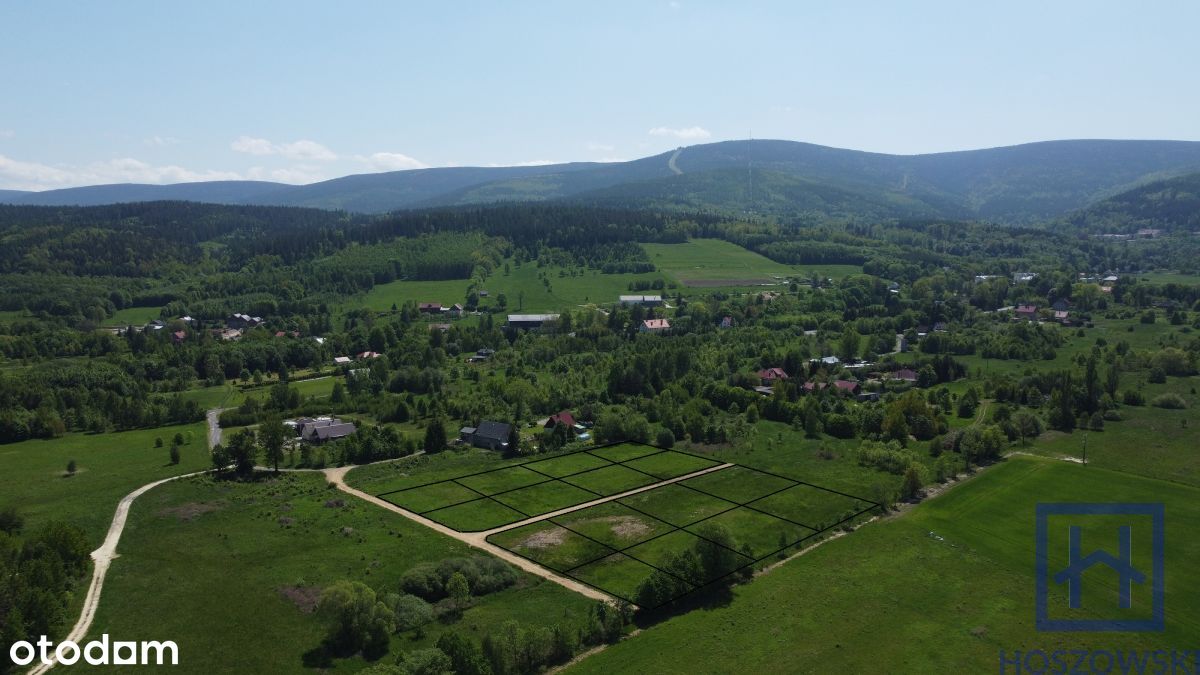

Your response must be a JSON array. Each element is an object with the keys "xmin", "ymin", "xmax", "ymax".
[
  {"xmin": 667, "ymin": 147, "xmax": 683, "ymax": 175},
  {"xmin": 29, "ymin": 411, "xmax": 731, "ymax": 673}
]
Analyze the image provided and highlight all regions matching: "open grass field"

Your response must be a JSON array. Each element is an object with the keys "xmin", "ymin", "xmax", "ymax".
[
  {"xmin": 352, "ymin": 263, "xmax": 667, "ymax": 315},
  {"xmin": 1136, "ymin": 270, "xmax": 1200, "ymax": 285},
  {"xmin": 99, "ymin": 305, "xmax": 163, "ymax": 327},
  {"xmin": 0, "ymin": 422, "xmax": 210, "ymax": 546},
  {"xmin": 642, "ymin": 239, "xmax": 860, "ymax": 286},
  {"xmin": 568, "ymin": 456, "xmax": 1200, "ymax": 674},
  {"xmin": 85, "ymin": 472, "xmax": 597, "ymax": 674}
]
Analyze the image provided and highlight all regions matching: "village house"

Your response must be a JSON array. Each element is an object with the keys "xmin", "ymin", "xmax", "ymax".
[
  {"xmin": 1054, "ymin": 310, "xmax": 1071, "ymax": 325},
  {"xmin": 757, "ymin": 367, "xmax": 789, "ymax": 386},
  {"xmin": 545, "ymin": 410, "xmax": 576, "ymax": 430},
  {"xmin": 460, "ymin": 421, "xmax": 512, "ymax": 451},
  {"xmin": 719, "ymin": 316, "xmax": 734, "ymax": 329},
  {"xmin": 640, "ymin": 318, "xmax": 670, "ymax": 333},
  {"xmin": 226, "ymin": 313, "xmax": 262, "ymax": 329},
  {"xmin": 216, "ymin": 328, "xmax": 242, "ymax": 341},
  {"xmin": 417, "ymin": 302, "xmax": 442, "ymax": 314},
  {"xmin": 295, "ymin": 417, "xmax": 356, "ymax": 444},
  {"xmin": 171, "ymin": 330, "xmax": 187, "ymax": 344},
  {"xmin": 333, "ymin": 356, "xmax": 352, "ymax": 365},
  {"xmin": 889, "ymin": 368, "xmax": 919, "ymax": 383},
  {"xmin": 1015, "ymin": 304, "xmax": 1038, "ymax": 321},
  {"xmin": 1013, "ymin": 272, "xmax": 1038, "ymax": 284},
  {"xmin": 356, "ymin": 351, "xmax": 382, "ymax": 360}
]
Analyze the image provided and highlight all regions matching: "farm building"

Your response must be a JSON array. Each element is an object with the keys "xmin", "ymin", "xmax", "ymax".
[
  {"xmin": 507, "ymin": 314, "xmax": 559, "ymax": 330},
  {"xmin": 333, "ymin": 356, "xmax": 352, "ymax": 365},
  {"xmin": 460, "ymin": 421, "xmax": 512, "ymax": 451},
  {"xmin": 619, "ymin": 294, "xmax": 663, "ymax": 306},
  {"xmin": 418, "ymin": 303, "xmax": 442, "ymax": 313},
  {"xmin": 226, "ymin": 313, "xmax": 262, "ymax": 329},
  {"xmin": 889, "ymin": 369, "xmax": 919, "ymax": 383}
]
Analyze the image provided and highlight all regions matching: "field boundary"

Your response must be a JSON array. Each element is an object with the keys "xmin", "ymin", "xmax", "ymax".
[{"xmin": 373, "ymin": 442, "xmax": 880, "ymax": 610}]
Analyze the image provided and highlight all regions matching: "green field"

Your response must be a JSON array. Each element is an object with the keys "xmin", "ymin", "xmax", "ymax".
[
  {"xmin": 487, "ymin": 521, "xmax": 614, "ymax": 572},
  {"xmin": 615, "ymin": 483, "xmax": 738, "ymax": 528},
  {"xmin": 86, "ymin": 472, "xmax": 597, "ymax": 674},
  {"xmin": 99, "ymin": 305, "xmax": 163, "ymax": 327},
  {"xmin": 354, "ymin": 263, "xmax": 667, "ymax": 314},
  {"xmin": 642, "ymin": 239, "xmax": 860, "ymax": 286},
  {"xmin": 621, "ymin": 451, "xmax": 720, "ymax": 479},
  {"xmin": 568, "ymin": 456, "xmax": 1200, "ymax": 673},
  {"xmin": 0, "ymin": 422, "xmax": 210, "ymax": 546},
  {"xmin": 551, "ymin": 502, "xmax": 675, "ymax": 550},
  {"xmin": 561, "ymin": 464, "xmax": 659, "ymax": 495},
  {"xmin": 680, "ymin": 465, "xmax": 795, "ymax": 503}
]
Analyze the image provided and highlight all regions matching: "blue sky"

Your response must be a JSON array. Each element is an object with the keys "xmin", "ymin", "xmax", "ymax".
[{"xmin": 2, "ymin": 0, "xmax": 1198, "ymax": 190}]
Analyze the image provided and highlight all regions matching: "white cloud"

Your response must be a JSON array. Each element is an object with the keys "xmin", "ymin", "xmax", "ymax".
[
  {"xmin": 144, "ymin": 135, "xmax": 180, "ymax": 147},
  {"xmin": 231, "ymin": 136, "xmax": 337, "ymax": 161},
  {"xmin": 0, "ymin": 153, "xmax": 241, "ymax": 190},
  {"xmin": 246, "ymin": 165, "xmax": 325, "ymax": 184},
  {"xmin": 648, "ymin": 126, "xmax": 711, "ymax": 140},
  {"xmin": 586, "ymin": 141, "xmax": 615, "ymax": 152},
  {"xmin": 358, "ymin": 152, "xmax": 428, "ymax": 171},
  {"xmin": 596, "ymin": 157, "xmax": 628, "ymax": 164}
]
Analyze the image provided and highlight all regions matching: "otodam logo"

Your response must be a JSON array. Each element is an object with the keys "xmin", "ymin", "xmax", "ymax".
[
  {"xmin": 1035, "ymin": 503, "xmax": 1165, "ymax": 632},
  {"xmin": 8, "ymin": 634, "xmax": 178, "ymax": 667}
]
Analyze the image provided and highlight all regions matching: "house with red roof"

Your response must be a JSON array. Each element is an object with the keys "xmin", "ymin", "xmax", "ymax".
[
  {"xmin": 640, "ymin": 318, "xmax": 671, "ymax": 333},
  {"xmin": 1015, "ymin": 304, "xmax": 1038, "ymax": 321},
  {"xmin": 545, "ymin": 410, "xmax": 576, "ymax": 430},
  {"xmin": 757, "ymin": 367, "xmax": 789, "ymax": 386}
]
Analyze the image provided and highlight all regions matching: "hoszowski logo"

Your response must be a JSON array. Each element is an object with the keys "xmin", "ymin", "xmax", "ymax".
[
  {"xmin": 8, "ymin": 634, "xmax": 178, "ymax": 667},
  {"xmin": 1035, "ymin": 502, "xmax": 1165, "ymax": 632}
]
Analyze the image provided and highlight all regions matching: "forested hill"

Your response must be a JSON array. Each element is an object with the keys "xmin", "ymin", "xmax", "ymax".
[
  {"xmin": 5, "ymin": 139, "xmax": 1200, "ymax": 223},
  {"xmin": 1063, "ymin": 171, "xmax": 1200, "ymax": 233}
]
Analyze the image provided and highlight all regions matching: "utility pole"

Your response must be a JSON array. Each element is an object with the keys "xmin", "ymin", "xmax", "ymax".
[{"xmin": 1082, "ymin": 432, "xmax": 1088, "ymax": 467}]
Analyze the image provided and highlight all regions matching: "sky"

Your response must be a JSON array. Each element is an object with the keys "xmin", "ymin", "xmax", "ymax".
[{"xmin": 1, "ymin": 0, "xmax": 1198, "ymax": 191}]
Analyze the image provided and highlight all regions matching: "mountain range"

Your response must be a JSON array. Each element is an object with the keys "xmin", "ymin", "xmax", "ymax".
[{"xmin": 4, "ymin": 139, "xmax": 1200, "ymax": 224}]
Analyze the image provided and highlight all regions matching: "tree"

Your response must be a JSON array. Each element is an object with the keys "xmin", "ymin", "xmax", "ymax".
[
  {"xmin": 957, "ymin": 387, "xmax": 980, "ymax": 419},
  {"xmin": 900, "ymin": 464, "xmax": 923, "ymax": 500},
  {"xmin": 423, "ymin": 418, "xmax": 447, "ymax": 454},
  {"xmin": 436, "ymin": 632, "xmax": 491, "ymax": 675},
  {"xmin": 172, "ymin": 432, "xmax": 185, "ymax": 446},
  {"xmin": 317, "ymin": 580, "xmax": 395, "ymax": 656},
  {"xmin": 507, "ymin": 423, "xmax": 521, "ymax": 456},
  {"xmin": 395, "ymin": 648, "xmax": 453, "ymax": 675},
  {"xmin": 1013, "ymin": 410, "xmax": 1044, "ymax": 445},
  {"xmin": 258, "ymin": 417, "xmax": 288, "ymax": 472},
  {"xmin": 692, "ymin": 523, "xmax": 743, "ymax": 581},
  {"xmin": 66, "ymin": 459, "xmax": 77, "ymax": 476},
  {"xmin": 1104, "ymin": 363, "xmax": 1120, "ymax": 398},
  {"xmin": 331, "ymin": 380, "xmax": 346, "ymax": 404},
  {"xmin": 655, "ymin": 427, "xmax": 675, "ymax": 448},
  {"xmin": 211, "ymin": 443, "xmax": 230, "ymax": 474},
  {"xmin": 155, "ymin": 436, "xmax": 164, "ymax": 448},
  {"xmin": 226, "ymin": 429, "xmax": 258, "ymax": 477},
  {"xmin": 169, "ymin": 445, "xmax": 181, "ymax": 465},
  {"xmin": 446, "ymin": 571, "xmax": 471, "ymax": 602},
  {"xmin": 839, "ymin": 327, "xmax": 861, "ymax": 362}
]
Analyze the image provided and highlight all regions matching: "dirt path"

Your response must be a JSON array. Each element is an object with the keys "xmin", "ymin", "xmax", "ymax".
[
  {"xmin": 324, "ymin": 462, "xmax": 735, "ymax": 605},
  {"xmin": 27, "ymin": 470, "xmax": 208, "ymax": 675}
]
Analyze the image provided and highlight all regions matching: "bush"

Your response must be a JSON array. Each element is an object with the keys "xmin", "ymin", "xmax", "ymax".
[
  {"xmin": 1151, "ymin": 393, "xmax": 1188, "ymax": 409},
  {"xmin": 169, "ymin": 445, "xmax": 181, "ymax": 465},
  {"xmin": 655, "ymin": 427, "xmax": 675, "ymax": 448},
  {"xmin": 1122, "ymin": 390, "xmax": 1146, "ymax": 406},
  {"xmin": 1148, "ymin": 366, "xmax": 1167, "ymax": 384}
]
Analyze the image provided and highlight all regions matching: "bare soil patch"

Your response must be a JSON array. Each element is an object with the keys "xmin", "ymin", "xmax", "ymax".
[
  {"xmin": 277, "ymin": 585, "xmax": 322, "ymax": 613},
  {"xmin": 522, "ymin": 527, "xmax": 568, "ymax": 549},
  {"xmin": 158, "ymin": 501, "xmax": 224, "ymax": 522}
]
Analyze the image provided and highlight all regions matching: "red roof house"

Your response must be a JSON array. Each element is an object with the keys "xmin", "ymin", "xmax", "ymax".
[{"xmin": 545, "ymin": 411, "xmax": 576, "ymax": 429}]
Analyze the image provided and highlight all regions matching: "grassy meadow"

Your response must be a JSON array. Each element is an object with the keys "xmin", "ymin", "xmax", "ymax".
[
  {"xmin": 83, "ymin": 472, "xmax": 597, "ymax": 674},
  {"xmin": 0, "ymin": 421, "xmax": 210, "ymax": 546},
  {"xmin": 568, "ymin": 456, "xmax": 1200, "ymax": 673}
]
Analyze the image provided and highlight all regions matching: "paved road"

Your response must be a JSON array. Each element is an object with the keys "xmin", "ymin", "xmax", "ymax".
[{"xmin": 206, "ymin": 408, "xmax": 223, "ymax": 449}]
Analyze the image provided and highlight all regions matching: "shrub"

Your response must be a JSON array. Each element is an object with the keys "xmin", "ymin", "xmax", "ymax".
[
  {"xmin": 1151, "ymin": 393, "xmax": 1187, "ymax": 409},
  {"xmin": 1122, "ymin": 390, "xmax": 1146, "ymax": 406}
]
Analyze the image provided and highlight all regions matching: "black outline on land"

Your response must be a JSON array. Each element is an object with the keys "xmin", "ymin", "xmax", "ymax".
[{"xmin": 375, "ymin": 441, "xmax": 880, "ymax": 609}]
